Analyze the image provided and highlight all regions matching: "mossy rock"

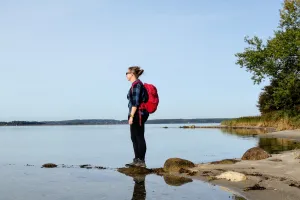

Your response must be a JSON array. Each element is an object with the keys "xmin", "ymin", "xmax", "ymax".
[
  {"xmin": 42, "ymin": 163, "xmax": 57, "ymax": 168},
  {"xmin": 163, "ymin": 175, "xmax": 193, "ymax": 186},
  {"xmin": 152, "ymin": 168, "xmax": 165, "ymax": 176},
  {"xmin": 164, "ymin": 158, "xmax": 195, "ymax": 172},
  {"xmin": 211, "ymin": 159, "xmax": 240, "ymax": 164},
  {"xmin": 242, "ymin": 147, "xmax": 271, "ymax": 160},
  {"xmin": 80, "ymin": 164, "xmax": 92, "ymax": 169},
  {"xmin": 117, "ymin": 167, "xmax": 153, "ymax": 176}
]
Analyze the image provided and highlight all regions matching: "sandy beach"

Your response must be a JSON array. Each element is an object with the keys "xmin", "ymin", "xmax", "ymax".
[{"xmin": 174, "ymin": 130, "xmax": 300, "ymax": 200}]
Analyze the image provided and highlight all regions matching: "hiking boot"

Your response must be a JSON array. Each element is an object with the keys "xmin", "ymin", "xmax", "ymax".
[
  {"xmin": 135, "ymin": 159, "xmax": 146, "ymax": 168},
  {"xmin": 125, "ymin": 158, "xmax": 138, "ymax": 167}
]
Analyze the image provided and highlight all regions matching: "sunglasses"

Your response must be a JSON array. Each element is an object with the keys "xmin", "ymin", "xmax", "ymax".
[{"xmin": 126, "ymin": 72, "xmax": 132, "ymax": 75}]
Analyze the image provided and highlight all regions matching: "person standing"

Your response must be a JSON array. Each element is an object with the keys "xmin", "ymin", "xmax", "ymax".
[{"xmin": 125, "ymin": 66, "xmax": 149, "ymax": 167}]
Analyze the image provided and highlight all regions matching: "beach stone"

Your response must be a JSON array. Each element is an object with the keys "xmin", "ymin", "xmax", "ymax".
[
  {"xmin": 164, "ymin": 158, "xmax": 195, "ymax": 172},
  {"xmin": 42, "ymin": 163, "xmax": 57, "ymax": 168},
  {"xmin": 216, "ymin": 171, "xmax": 247, "ymax": 182},
  {"xmin": 211, "ymin": 159, "xmax": 240, "ymax": 164},
  {"xmin": 242, "ymin": 147, "xmax": 271, "ymax": 160},
  {"xmin": 117, "ymin": 166, "xmax": 153, "ymax": 176}
]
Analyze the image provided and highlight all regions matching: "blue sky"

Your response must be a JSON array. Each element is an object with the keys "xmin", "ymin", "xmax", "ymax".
[{"xmin": 0, "ymin": 0, "xmax": 283, "ymax": 121}]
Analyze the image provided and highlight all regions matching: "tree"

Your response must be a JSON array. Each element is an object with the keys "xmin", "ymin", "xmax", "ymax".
[{"xmin": 235, "ymin": 0, "xmax": 300, "ymax": 114}]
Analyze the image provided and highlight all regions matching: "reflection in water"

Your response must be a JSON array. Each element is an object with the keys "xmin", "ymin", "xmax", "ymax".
[
  {"xmin": 163, "ymin": 174, "xmax": 193, "ymax": 186},
  {"xmin": 220, "ymin": 128, "xmax": 300, "ymax": 154},
  {"xmin": 130, "ymin": 175, "xmax": 193, "ymax": 199},
  {"xmin": 220, "ymin": 128, "xmax": 269, "ymax": 137},
  {"xmin": 259, "ymin": 138, "xmax": 300, "ymax": 154},
  {"xmin": 119, "ymin": 167, "xmax": 246, "ymax": 200},
  {"xmin": 132, "ymin": 175, "xmax": 146, "ymax": 200},
  {"xmin": 119, "ymin": 167, "xmax": 194, "ymax": 200}
]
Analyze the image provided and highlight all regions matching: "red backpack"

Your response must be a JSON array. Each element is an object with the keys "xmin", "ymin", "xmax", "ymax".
[{"xmin": 132, "ymin": 80, "xmax": 159, "ymax": 114}]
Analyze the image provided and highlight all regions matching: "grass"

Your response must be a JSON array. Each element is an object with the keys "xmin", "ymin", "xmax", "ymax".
[{"xmin": 221, "ymin": 111, "xmax": 300, "ymax": 131}]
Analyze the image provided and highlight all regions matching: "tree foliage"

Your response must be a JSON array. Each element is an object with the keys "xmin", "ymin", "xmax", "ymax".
[{"xmin": 236, "ymin": 0, "xmax": 300, "ymax": 114}]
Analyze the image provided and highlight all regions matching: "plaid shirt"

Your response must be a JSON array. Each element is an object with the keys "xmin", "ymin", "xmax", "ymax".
[{"xmin": 127, "ymin": 80, "xmax": 148, "ymax": 117}]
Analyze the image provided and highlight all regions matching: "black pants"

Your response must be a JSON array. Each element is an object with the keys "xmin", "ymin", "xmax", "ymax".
[{"xmin": 130, "ymin": 113, "xmax": 148, "ymax": 161}]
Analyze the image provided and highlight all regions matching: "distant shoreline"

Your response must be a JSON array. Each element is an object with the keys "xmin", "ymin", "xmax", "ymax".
[{"xmin": 0, "ymin": 118, "xmax": 230, "ymax": 126}]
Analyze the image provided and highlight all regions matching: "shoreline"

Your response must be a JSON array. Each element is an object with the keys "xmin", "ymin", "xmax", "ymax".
[
  {"xmin": 178, "ymin": 125, "xmax": 276, "ymax": 131},
  {"xmin": 175, "ymin": 129, "xmax": 300, "ymax": 200},
  {"xmin": 260, "ymin": 129, "xmax": 300, "ymax": 141}
]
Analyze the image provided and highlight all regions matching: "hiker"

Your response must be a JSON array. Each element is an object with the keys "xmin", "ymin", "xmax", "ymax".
[{"xmin": 125, "ymin": 66, "xmax": 149, "ymax": 167}]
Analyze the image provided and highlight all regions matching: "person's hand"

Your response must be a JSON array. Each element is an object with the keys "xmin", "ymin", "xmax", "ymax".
[{"xmin": 129, "ymin": 117, "xmax": 133, "ymax": 125}]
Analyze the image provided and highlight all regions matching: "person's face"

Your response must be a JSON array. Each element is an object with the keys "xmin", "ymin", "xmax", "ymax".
[{"xmin": 126, "ymin": 70, "xmax": 133, "ymax": 81}]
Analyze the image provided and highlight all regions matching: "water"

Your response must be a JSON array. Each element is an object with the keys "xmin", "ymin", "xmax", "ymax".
[
  {"xmin": 0, "ymin": 124, "xmax": 298, "ymax": 200},
  {"xmin": 219, "ymin": 128, "xmax": 300, "ymax": 153},
  {"xmin": 0, "ymin": 124, "xmax": 258, "ymax": 167},
  {"xmin": 0, "ymin": 165, "xmax": 244, "ymax": 200}
]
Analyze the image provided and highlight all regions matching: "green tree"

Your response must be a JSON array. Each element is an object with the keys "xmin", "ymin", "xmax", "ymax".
[{"xmin": 235, "ymin": 0, "xmax": 300, "ymax": 114}]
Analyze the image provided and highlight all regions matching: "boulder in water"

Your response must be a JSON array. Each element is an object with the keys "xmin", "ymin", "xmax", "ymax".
[
  {"xmin": 117, "ymin": 166, "xmax": 153, "ymax": 176},
  {"xmin": 42, "ymin": 163, "xmax": 57, "ymax": 168},
  {"xmin": 164, "ymin": 158, "xmax": 195, "ymax": 172},
  {"xmin": 242, "ymin": 147, "xmax": 271, "ymax": 160}
]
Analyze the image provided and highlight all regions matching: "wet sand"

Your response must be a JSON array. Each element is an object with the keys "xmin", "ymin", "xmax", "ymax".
[{"xmin": 175, "ymin": 130, "xmax": 300, "ymax": 200}]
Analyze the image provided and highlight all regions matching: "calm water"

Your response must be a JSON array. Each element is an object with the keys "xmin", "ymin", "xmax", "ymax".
[
  {"xmin": 0, "ymin": 123, "xmax": 259, "ymax": 167},
  {"xmin": 0, "ymin": 123, "xmax": 297, "ymax": 200},
  {"xmin": 0, "ymin": 165, "xmax": 245, "ymax": 200}
]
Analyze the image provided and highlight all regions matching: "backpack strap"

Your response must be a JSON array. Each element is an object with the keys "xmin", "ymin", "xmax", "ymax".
[
  {"xmin": 131, "ymin": 80, "xmax": 143, "ymax": 93},
  {"xmin": 130, "ymin": 80, "xmax": 144, "ymax": 126}
]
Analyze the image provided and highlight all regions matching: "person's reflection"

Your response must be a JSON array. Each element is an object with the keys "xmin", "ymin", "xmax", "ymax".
[
  {"xmin": 117, "ymin": 166, "xmax": 193, "ymax": 200},
  {"xmin": 131, "ymin": 174, "xmax": 146, "ymax": 200}
]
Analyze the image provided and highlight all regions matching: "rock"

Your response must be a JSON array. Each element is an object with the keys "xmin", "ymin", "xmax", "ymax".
[
  {"xmin": 152, "ymin": 168, "xmax": 165, "ymax": 176},
  {"xmin": 269, "ymin": 158, "xmax": 282, "ymax": 162},
  {"xmin": 118, "ymin": 167, "xmax": 165, "ymax": 178},
  {"xmin": 164, "ymin": 158, "xmax": 195, "ymax": 172},
  {"xmin": 117, "ymin": 166, "xmax": 153, "ymax": 176},
  {"xmin": 163, "ymin": 175, "xmax": 193, "ymax": 186},
  {"xmin": 289, "ymin": 183, "xmax": 300, "ymax": 189},
  {"xmin": 42, "ymin": 163, "xmax": 57, "ymax": 168},
  {"xmin": 95, "ymin": 166, "xmax": 106, "ymax": 169},
  {"xmin": 178, "ymin": 168, "xmax": 197, "ymax": 176},
  {"xmin": 202, "ymin": 171, "xmax": 213, "ymax": 176},
  {"xmin": 241, "ymin": 147, "xmax": 271, "ymax": 160},
  {"xmin": 244, "ymin": 184, "xmax": 266, "ymax": 191},
  {"xmin": 180, "ymin": 125, "xmax": 196, "ymax": 129},
  {"xmin": 211, "ymin": 159, "xmax": 240, "ymax": 164},
  {"xmin": 187, "ymin": 171, "xmax": 197, "ymax": 176},
  {"xmin": 179, "ymin": 168, "xmax": 191, "ymax": 174},
  {"xmin": 216, "ymin": 171, "xmax": 247, "ymax": 182},
  {"xmin": 80, "ymin": 164, "xmax": 92, "ymax": 169}
]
